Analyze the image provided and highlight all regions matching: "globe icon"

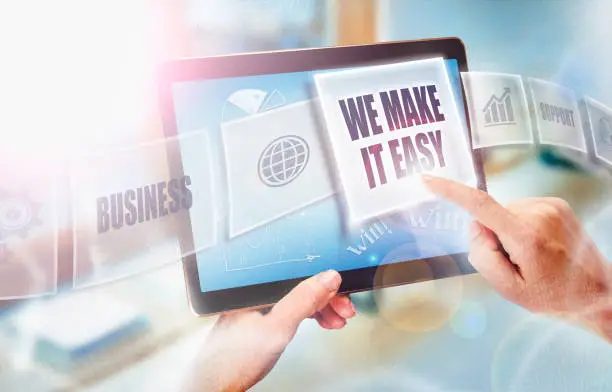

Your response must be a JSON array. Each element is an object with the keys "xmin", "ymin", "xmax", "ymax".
[{"xmin": 258, "ymin": 136, "xmax": 310, "ymax": 187}]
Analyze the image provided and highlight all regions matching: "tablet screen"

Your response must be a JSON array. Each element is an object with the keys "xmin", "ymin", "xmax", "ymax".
[{"xmin": 172, "ymin": 59, "xmax": 473, "ymax": 293}]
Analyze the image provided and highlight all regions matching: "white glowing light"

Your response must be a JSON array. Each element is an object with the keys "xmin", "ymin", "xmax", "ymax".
[{"xmin": 0, "ymin": 0, "xmax": 155, "ymax": 162}]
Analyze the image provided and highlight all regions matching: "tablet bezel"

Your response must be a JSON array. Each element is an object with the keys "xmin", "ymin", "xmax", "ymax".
[{"xmin": 158, "ymin": 38, "xmax": 486, "ymax": 316}]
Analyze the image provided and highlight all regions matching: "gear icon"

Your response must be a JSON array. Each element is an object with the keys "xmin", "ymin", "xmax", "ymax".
[{"xmin": 0, "ymin": 188, "xmax": 43, "ymax": 260}]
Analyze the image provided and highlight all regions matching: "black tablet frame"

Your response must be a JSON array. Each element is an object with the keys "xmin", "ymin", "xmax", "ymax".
[{"xmin": 158, "ymin": 38, "xmax": 486, "ymax": 316}]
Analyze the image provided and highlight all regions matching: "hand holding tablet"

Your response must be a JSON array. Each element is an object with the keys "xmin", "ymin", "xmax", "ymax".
[
  {"xmin": 185, "ymin": 176, "xmax": 612, "ymax": 391},
  {"xmin": 183, "ymin": 270, "xmax": 353, "ymax": 392}
]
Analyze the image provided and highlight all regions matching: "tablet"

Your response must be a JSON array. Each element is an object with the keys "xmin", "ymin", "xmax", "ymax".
[{"xmin": 158, "ymin": 38, "xmax": 487, "ymax": 316}]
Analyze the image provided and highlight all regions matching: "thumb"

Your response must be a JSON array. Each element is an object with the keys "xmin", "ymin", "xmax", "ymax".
[
  {"xmin": 269, "ymin": 270, "xmax": 341, "ymax": 332},
  {"xmin": 469, "ymin": 221, "xmax": 522, "ymax": 299}
]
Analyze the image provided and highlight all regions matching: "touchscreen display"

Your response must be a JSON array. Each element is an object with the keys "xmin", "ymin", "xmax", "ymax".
[{"xmin": 172, "ymin": 59, "xmax": 473, "ymax": 292}]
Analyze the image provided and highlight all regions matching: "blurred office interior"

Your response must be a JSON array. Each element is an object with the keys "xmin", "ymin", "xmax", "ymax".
[{"xmin": 0, "ymin": 0, "xmax": 612, "ymax": 390}]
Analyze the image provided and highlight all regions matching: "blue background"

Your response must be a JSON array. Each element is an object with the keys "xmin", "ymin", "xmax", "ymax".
[{"xmin": 172, "ymin": 59, "xmax": 473, "ymax": 292}]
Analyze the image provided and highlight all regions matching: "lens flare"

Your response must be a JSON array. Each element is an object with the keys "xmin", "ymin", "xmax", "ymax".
[{"xmin": 373, "ymin": 242, "xmax": 464, "ymax": 333}]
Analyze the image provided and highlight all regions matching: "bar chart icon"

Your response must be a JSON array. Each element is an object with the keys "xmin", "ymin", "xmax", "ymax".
[
  {"xmin": 483, "ymin": 88, "xmax": 515, "ymax": 127},
  {"xmin": 461, "ymin": 72, "xmax": 533, "ymax": 148}
]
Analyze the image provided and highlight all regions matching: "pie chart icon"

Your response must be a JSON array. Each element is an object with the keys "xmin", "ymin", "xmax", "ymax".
[{"xmin": 222, "ymin": 89, "xmax": 286, "ymax": 122}]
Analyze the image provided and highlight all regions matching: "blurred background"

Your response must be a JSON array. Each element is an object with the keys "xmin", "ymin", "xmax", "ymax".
[{"xmin": 0, "ymin": 0, "xmax": 612, "ymax": 390}]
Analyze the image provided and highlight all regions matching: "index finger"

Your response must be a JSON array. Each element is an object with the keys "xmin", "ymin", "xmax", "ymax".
[{"xmin": 421, "ymin": 175, "xmax": 520, "ymax": 238}]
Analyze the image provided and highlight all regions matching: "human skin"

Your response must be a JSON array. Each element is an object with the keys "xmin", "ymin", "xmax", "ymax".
[
  {"xmin": 186, "ymin": 176, "xmax": 612, "ymax": 391},
  {"xmin": 183, "ymin": 270, "xmax": 355, "ymax": 392},
  {"xmin": 422, "ymin": 175, "xmax": 612, "ymax": 341}
]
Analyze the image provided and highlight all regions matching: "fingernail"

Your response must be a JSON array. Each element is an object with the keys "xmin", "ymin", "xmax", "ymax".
[
  {"xmin": 421, "ymin": 174, "xmax": 435, "ymax": 183},
  {"xmin": 316, "ymin": 270, "xmax": 341, "ymax": 291},
  {"xmin": 421, "ymin": 174, "xmax": 439, "ymax": 189}
]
